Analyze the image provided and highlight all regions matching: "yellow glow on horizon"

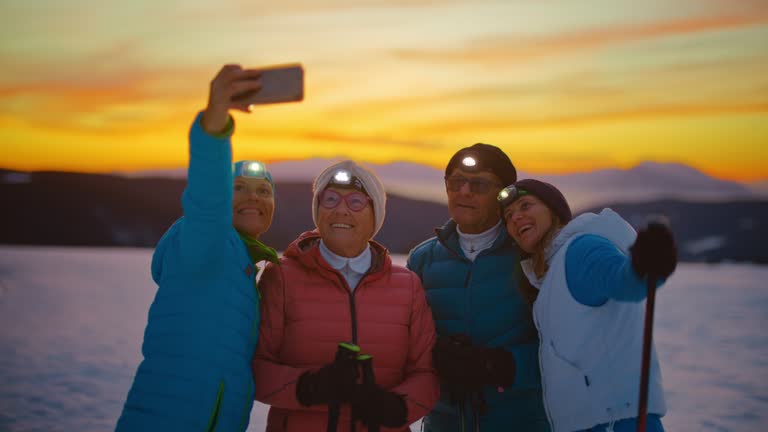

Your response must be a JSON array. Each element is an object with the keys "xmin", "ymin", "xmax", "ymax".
[
  {"xmin": 3, "ymin": 107, "xmax": 765, "ymax": 182},
  {"xmin": 1, "ymin": 0, "xmax": 767, "ymax": 183}
]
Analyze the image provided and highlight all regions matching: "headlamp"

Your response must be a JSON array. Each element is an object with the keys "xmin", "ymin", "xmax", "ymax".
[
  {"xmin": 461, "ymin": 156, "xmax": 478, "ymax": 169},
  {"xmin": 246, "ymin": 161, "xmax": 263, "ymax": 174},
  {"xmin": 328, "ymin": 169, "xmax": 366, "ymax": 193},
  {"xmin": 234, "ymin": 160, "xmax": 267, "ymax": 178},
  {"xmin": 333, "ymin": 170, "xmax": 352, "ymax": 184},
  {"xmin": 233, "ymin": 160, "xmax": 274, "ymax": 186},
  {"xmin": 497, "ymin": 184, "xmax": 528, "ymax": 208}
]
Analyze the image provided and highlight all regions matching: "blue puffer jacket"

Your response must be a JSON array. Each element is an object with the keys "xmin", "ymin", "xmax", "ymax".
[
  {"xmin": 407, "ymin": 220, "xmax": 550, "ymax": 431},
  {"xmin": 116, "ymin": 113, "xmax": 275, "ymax": 432}
]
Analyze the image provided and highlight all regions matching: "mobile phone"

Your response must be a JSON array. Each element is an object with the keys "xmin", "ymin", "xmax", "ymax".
[{"xmin": 232, "ymin": 63, "xmax": 304, "ymax": 105}]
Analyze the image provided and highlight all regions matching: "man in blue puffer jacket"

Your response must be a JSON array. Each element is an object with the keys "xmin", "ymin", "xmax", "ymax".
[
  {"xmin": 116, "ymin": 64, "xmax": 279, "ymax": 432},
  {"xmin": 407, "ymin": 143, "xmax": 550, "ymax": 431}
]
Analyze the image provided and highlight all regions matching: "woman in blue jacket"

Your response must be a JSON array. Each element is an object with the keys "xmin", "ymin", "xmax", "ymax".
[
  {"xmin": 116, "ymin": 64, "xmax": 278, "ymax": 432},
  {"xmin": 498, "ymin": 179, "xmax": 677, "ymax": 432}
]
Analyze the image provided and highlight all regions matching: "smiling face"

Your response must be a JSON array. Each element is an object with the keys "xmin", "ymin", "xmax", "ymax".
[
  {"xmin": 316, "ymin": 186, "xmax": 375, "ymax": 257},
  {"xmin": 503, "ymin": 194, "xmax": 555, "ymax": 253},
  {"xmin": 232, "ymin": 177, "xmax": 275, "ymax": 238},
  {"xmin": 446, "ymin": 168, "xmax": 503, "ymax": 234}
]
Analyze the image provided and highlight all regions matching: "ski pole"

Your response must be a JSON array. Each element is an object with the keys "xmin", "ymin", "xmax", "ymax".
[
  {"xmin": 470, "ymin": 391, "xmax": 484, "ymax": 432},
  {"xmin": 327, "ymin": 342, "xmax": 360, "ymax": 432},
  {"xmin": 636, "ymin": 274, "xmax": 657, "ymax": 432},
  {"xmin": 357, "ymin": 354, "xmax": 379, "ymax": 432}
]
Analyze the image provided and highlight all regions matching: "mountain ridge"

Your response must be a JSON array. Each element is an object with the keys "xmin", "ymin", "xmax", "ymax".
[
  {"xmin": 119, "ymin": 160, "xmax": 763, "ymax": 211},
  {"xmin": 1, "ymin": 169, "xmax": 766, "ymax": 263}
]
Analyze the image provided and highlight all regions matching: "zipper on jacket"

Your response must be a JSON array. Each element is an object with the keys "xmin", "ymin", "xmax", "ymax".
[
  {"xmin": 346, "ymin": 266, "xmax": 374, "ymax": 345},
  {"xmin": 437, "ymin": 233, "xmax": 487, "ymax": 431},
  {"xmin": 335, "ymin": 273, "xmax": 360, "ymax": 344},
  {"xmin": 349, "ymin": 287, "xmax": 358, "ymax": 344},
  {"xmin": 463, "ymin": 266, "xmax": 475, "ymax": 335}
]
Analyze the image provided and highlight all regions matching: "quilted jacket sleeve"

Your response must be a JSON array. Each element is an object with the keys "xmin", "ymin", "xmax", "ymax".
[{"xmin": 177, "ymin": 112, "xmax": 234, "ymax": 268}]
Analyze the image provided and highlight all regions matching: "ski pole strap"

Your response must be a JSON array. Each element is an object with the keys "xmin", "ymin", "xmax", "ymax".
[{"xmin": 468, "ymin": 390, "xmax": 486, "ymax": 432}]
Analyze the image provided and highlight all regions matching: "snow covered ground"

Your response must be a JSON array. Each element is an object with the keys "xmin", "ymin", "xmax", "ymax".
[{"xmin": 0, "ymin": 246, "xmax": 766, "ymax": 431}]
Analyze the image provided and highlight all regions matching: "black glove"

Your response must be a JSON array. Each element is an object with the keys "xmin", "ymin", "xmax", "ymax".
[
  {"xmin": 433, "ymin": 335, "xmax": 485, "ymax": 388},
  {"xmin": 433, "ymin": 334, "xmax": 517, "ymax": 399},
  {"xmin": 480, "ymin": 347, "xmax": 516, "ymax": 388},
  {"xmin": 630, "ymin": 223, "xmax": 677, "ymax": 279},
  {"xmin": 296, "ymin": 356, "xmax": 358, "ymax": 406},
  {"xmin": 351, "ymin": 384, "xmax": 408, "ymax": 428}
]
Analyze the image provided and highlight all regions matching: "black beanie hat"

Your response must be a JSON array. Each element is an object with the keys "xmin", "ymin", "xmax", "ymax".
[
  {"xmin": 445, "ymin": 143, "xmax": 517, "ymax": 187},
  {"xmin": 502, "ymin": 179, "xmax": 572, "ymax": 224}
]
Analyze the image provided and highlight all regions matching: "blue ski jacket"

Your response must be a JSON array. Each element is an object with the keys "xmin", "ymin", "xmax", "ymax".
[
  {"xmin": 116, "ymin": 113, "xmax": 276, "ymax": 432},
  {"xmin": 407, "ymin": 220, "xmax": 550, "ymax": 431}
]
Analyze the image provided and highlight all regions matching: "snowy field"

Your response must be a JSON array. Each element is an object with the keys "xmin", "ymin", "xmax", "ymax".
[{"xmin": 0, "ymin": 246, "xmax": 766, "ymax": 432}]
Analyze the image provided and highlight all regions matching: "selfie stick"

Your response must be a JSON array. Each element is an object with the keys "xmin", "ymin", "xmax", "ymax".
[{"xmin": 637, "ymin": 274, "xmax": 657, "ymax": 432}]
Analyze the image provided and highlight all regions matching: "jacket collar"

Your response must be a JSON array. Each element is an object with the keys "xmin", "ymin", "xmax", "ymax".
[
  {"xmin": 318, "ymin": 240, "xmax": 372, "ymax": 274},
  {"xmin": 237, "ymin": 231, "xmax": 279, "ymax": 265},
  {"xmin": 435, "ymin": 218, "xmax": 514, "ymax": 257},
  {"xmin": 284, "ymin": 230, "xmax": 391, "ymax": 279}
]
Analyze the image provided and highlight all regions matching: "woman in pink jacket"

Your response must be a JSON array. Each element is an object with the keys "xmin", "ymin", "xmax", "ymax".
[{"xmin": 252, "ymin": 160, "xmax": 440, "ymax": 432}]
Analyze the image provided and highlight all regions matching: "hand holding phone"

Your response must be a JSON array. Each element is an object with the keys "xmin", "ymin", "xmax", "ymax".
[
  {"xmin": 202, "ymin": 63, "xmax": 304, "ymax": 134},
  {"xmin": 231, "ymin": 63, "xmax": 304, "ymax": 106}
]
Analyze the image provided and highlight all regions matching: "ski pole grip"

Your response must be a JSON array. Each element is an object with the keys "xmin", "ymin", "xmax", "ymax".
[
  {"xmin": 326, "ymin": 342, "xmax": 361, "ymax": 432},
  {"xmin": 357, "ymin": 354, "xmax": 379, "ymax": 432}
]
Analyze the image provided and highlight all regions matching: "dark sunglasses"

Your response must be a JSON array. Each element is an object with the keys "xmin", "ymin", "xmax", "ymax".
[
  {"xmin": 444, "ymin": 175, "xmax": 501, "ymax": 195},
  {"xmin": 318, "ymin": 189, "xmax": 372, "ymax": 212}
]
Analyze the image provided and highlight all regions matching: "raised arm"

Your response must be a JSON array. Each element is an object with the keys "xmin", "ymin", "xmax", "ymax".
[
  {"xmin": 177, "ymin": 65, "xmax": 263, "ymax": 267},
  {"xmin": 565, "ymin": 224, "xmax": 677, "ymax": 307}
]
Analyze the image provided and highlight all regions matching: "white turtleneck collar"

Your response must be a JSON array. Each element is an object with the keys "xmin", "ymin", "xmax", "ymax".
[
  {"xmin": 318, "ymin": 240, "xmax": 372, "ymax": 291},
  {"xmin": 456, "ymin": 221, "xmax": 503, "ymax": 261}
]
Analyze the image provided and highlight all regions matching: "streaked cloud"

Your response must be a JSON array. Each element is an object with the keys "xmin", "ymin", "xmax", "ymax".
[
  {"xmin": 0, "ymin": 0, "xmax": 766, "ymax": 181},
  {"xmin": 394, "ymin": 13, "xmax": 768, "ymax": 65}
]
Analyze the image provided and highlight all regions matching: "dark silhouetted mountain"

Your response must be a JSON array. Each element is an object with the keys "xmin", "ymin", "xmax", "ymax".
[
  {"xmin": 580, "ymin": 200, "xmax": 768, "ymax": 264},
  {"xmin": 126, "ymin": 159, "xmax": 765, "ymax": 211},
  {"xmin": 0, "ymin": 169, "xmax": 448, "ymax": 254},
  {"xmin": 2, "ymin": 169, "xmax": 766, "ymax": 263}
]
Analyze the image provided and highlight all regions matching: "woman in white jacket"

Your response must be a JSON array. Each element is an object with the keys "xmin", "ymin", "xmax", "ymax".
[{"xmin": 498, "ymin": 179, "xmax": 677, "ymax": 432}]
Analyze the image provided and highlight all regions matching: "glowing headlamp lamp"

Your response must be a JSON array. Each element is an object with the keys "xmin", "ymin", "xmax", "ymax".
[
  {"xmin": 233, "ymin": 160, "xmax": 274, "ymax": 186},
  {"xmin": 497, "ymin": 184, "xmax": 528, "ymax": 208},
  {"xmin": 461, "ymin": 156, "xmax": 477, "ymax": 168},
  {"xmin": 333, "ymin": 170, "xmax": 352, "ymax": 184},
  {"xmin": 328, "ymin": 169, "xmax": 366, "ymax": 192},
  {"xmin": 234, "ymin": 161, "xmax": 265, "ymax": 178}
]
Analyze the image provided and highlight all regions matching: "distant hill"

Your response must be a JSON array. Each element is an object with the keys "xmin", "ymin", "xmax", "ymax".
[
  {"xmin": 2, "ymin": 169, "xmax": 766, "ymax": 263},
  {"xmin": 581, "ymin": 200, "xmax": 768, "ymax": 264},
  {"xmin": 0, "ymin": 169, "xmax": 447, "ymax": 254},
  {"xmin": 126, "ymin": 160, "xmax": 765, "ymax": 211}
]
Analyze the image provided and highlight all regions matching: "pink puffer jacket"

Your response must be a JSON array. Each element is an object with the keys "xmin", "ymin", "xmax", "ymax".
[{"xmin": 252, "ymin": 231, "xmax": 439, "ymax": 432}]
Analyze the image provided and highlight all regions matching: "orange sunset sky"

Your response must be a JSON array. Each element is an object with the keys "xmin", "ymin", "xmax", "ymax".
[{"xmin": 1, "ymin": 0, "xmax": 767, "ymax": 182}]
